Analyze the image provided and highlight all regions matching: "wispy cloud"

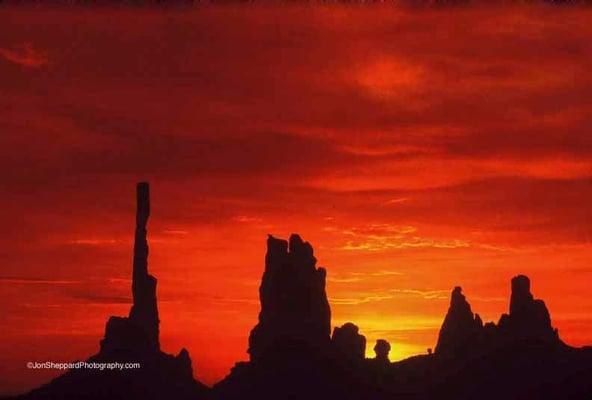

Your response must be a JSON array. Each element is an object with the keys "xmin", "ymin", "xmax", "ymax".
[
  {"xmin": 0, "ymin": 276, "xmax": 81, "ymax": 285},
  {"xmin": 328, "ymin": 270, "xmax": 404, "ymax": 284},
  {"xmin": 339, "ymin": 238, "xmax": 470, "ymax": 251},
  {"xmin": 163, "ymin": 230, "xmax": 189, "ymax": 235},
  {"xmin": 330, "ymin": 295, "xmax": 394, "ymax": 305},
  {"xmin": 68, "ymin": 238, "xmax": 121, "ymax": 246},
  {"xmin": 0, "ymin": 43, "xmax": 48, "ymax": 68},
  {"xmin": 330, "ymin": 288, "xmax": 450, "ymax": 305},
  {"xmin": 326, "ymin": 223, "xmax": 470, "ymax": 252},
  {"xmin": 327, "ymin": 276, "xmax": 363, "ymax": 284},
  {"xmin": 233, "ymin": 215, "xmax": 263, "ymax": 223},
  {"xmin": 389, "ymin": 289, "xmax": 450, "ymax": 300}
]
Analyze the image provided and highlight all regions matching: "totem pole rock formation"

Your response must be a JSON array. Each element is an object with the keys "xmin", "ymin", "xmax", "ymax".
[
  {"xmin": 101, "ymin": 182, "xmax": 160, "ymax": 353},
  {"xmin": 130, "ymin": 182, "xmax": 160, "ymax": 349},
  {"xmin": 22, "ymin": 183, "xmax": 208, "ymax": 400}
]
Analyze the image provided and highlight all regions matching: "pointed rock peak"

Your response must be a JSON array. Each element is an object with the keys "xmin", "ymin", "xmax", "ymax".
[
  {"xmin": 289, "ymin": 233, "xmax": 304, "ymax": 249},
  {"xmin": 267, "ymin": 234, "xmax": 288, "ymax": 254},
  {"xmin": 374, "ymin": 339, "xmax": 391, "ymax": 363},
  {"xmin": 289, "ymin": 234, "xmax": 314, "ymax": 258},
  {"xmin": 176, "ymin": 348, "xmax": 194, "ymax": 378},
  {"xmin": 178, "ymin": 347, "xmax": 190, "ymax": 360},
  {"xmin": 451, "ymin": 286, "xmax": 466, "ymax": 305},
  {"xmin": 435, "ymin": 285, "xmax": 481, "ymax": 356},
  {"xmin": 448, "ymin": 286, "xmax": 474, "ymax": 317},
  {"xmin": 475, "ymin": 313, "xmax": 483, "ymax": 328}
]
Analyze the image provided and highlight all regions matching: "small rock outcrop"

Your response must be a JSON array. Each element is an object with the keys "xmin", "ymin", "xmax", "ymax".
[
  {"xmin": 373, "ymin": 339, "xmax": 391, "ymax": 365},
  {"xmin": 435, "ymin": 286, "xmax": 482, "ymax": 357},
  {"xmin": 332, "ymin": 322, "xmax": 366, "ymax": 362},
  {"xmin": 248, "ymin": 234, "xmax": 331, "ymax": 361}
]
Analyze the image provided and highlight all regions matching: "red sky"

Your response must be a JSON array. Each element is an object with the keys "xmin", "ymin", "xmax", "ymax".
[{"xmin": 1, "ymin": 3, "xmax": 591, "ymax": 395}]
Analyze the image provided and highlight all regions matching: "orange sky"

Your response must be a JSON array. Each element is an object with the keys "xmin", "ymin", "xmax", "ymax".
[{"xmin": 1, "ymin": 3, "xmax": 592, "ymax": 396}]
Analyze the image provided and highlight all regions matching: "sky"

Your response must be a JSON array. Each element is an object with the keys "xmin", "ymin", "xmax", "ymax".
[{"xmin": 1, "ymin": 3, "xmax": 591, "ymax": 395}]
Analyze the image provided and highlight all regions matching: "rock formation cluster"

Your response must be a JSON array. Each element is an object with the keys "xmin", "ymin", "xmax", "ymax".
[
  {"xmin": 435, "ymin": 275, "xmax": 560, "ymax": 359},
  {"xmin": 18, "ymin": 184, "xmax": 592, "ymax": 400}
]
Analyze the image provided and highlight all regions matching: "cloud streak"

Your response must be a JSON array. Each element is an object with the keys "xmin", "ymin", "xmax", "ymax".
[{"xmin": 0, "ymin": 43, "xmax": 48, "ymax": 68}]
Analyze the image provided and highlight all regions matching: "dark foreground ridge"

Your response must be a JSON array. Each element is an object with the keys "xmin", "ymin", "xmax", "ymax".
[{"xmin": 17, "ymin": 183, "xmax": 592, "ymax": 400}]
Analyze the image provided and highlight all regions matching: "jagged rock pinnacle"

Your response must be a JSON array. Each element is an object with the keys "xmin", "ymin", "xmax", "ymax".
[
  {"xmin": 248, "ymin": 234, "xmax": 331, "ymax": 361},
  {"xmin": 435, "ymin": 286, "xmax": 482, "ymax": 357}
]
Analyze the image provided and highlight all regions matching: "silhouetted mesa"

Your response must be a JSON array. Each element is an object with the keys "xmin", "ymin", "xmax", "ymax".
[
  {"xmin": 248, "ymin": 234, "xmax": 331, "ymax": 361},
  {"xmin": 20, "ymin": 183, "xmax": 207, "ymax": 400}
]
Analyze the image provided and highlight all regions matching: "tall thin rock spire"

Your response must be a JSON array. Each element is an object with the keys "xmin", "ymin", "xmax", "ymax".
[{"xmin": 129, "ymin": 182, "xmax": 160, "ymax": 350}]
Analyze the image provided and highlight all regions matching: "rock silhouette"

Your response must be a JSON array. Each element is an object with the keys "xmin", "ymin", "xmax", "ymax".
[
  {"xmin": 248, "ymin": 234, "xmax": 331, "ymax": 361},
  {"xmin": 14, "ymin": 184, "xmax": 592, "ymax": 400},
  {"xmin": 18, "ymin": 183, "xmax": 207, "ymax": 400},
  {"xmin": 498, "ymin": 274, "xmax": 558, "ymax": 342},
  {"xmin": 417, "ymin": 276, "xmax": 591, "ymax": 400},
  {"xmin": 373, "ymin": 339, "xmax": 391, "ymax": 364},
  {"xmin": 101, "ymin": 183, "xmax": 160, "ymax": 354},
  {"xmin": 435, "ymin": 286, "xmax": 483, "ymax": 358},
  {"xmin": 332, "ymin": 322, "xmax": 366, "ymax": 362},
  {"xmin": 214, "ymin": 234, "xmax": 391, "ymax": 400},
  {"xmin": 129, "ymin": 182, "xmax": 160, "ymax": 350}
]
